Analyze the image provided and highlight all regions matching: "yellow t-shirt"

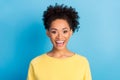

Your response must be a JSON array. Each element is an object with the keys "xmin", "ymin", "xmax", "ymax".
[{"xmin": 27, "ymin": 53, "xmax": 92, "ymax": 80}]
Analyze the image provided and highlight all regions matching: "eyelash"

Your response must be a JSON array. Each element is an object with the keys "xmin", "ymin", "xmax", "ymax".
[
  {"xmin": 63, "ymin": 30, "xmax": 68, "ymax": 33},
  {"xmin": 50, "ymin": 30, "xmax": 68, "ymax": 34},
  {"xmin": 51, "ymin": 31, "xmax": 56, "ymax": 34}
]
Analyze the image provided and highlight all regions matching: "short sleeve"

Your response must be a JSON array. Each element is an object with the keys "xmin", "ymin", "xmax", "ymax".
[
  {"xmin": 83, "ymin": 59, "xmax": 92, "ymax": 80},
  {"xmin": 27, "ymin": 62, "xmax": 36, "ymax": 80}
]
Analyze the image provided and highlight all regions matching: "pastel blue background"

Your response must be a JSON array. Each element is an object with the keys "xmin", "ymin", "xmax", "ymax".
[{"xmin": 0, "ymin": 0, "xmax": 120, "ymax": 80}]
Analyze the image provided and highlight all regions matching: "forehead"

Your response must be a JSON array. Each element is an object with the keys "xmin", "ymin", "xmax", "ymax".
[{"xmin": 50, "ymin": 19, "xmax": 70, "ymax": 30}]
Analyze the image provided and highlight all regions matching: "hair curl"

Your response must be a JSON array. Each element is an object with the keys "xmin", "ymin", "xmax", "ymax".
[{"xmin": 42, "ymin": 4, "xmax": 80, "ymax": 32}]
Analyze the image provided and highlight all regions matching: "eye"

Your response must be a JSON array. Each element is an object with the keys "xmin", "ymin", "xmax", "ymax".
[
  {"xmin": 51, "ymin": 31, "xmax": 57, "ymax": 34},
  {"xmin": 63, "ymin": 30, "xmax": 68, "ymax": 34}
]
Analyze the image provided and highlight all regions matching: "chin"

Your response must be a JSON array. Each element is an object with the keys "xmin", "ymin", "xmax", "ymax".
[{"xmin": 53, "ymin": 46, "xmax": 66, "ymax": 50}]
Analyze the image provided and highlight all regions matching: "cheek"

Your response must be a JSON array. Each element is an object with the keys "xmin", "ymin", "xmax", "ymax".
[
  {"xmin": 65, "ymin": 33, "xmax": 71, "ymax": 39},
  {"xmin": 64, "ymin": 36, "xmax": 70, "ymax": 42},
  {"xmin": 49, "ymin": 35, "xmax": 56, "ymax": 41}
]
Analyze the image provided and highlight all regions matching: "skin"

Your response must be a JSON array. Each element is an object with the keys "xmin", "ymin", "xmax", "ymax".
[{"xmin": 46, "ymin": 19, "xmax": 75, "ymax": 59}]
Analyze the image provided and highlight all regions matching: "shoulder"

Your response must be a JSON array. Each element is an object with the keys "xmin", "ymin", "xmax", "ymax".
[
  {"xmin": 75, "ymin": 53, "xmax": 90, "ymax": 64},
  {"xmin": 30, "ymin": 53, "xmax": 46, "ymax": 65}
]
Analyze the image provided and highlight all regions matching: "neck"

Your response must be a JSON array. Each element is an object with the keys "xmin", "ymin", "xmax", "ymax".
[
  {"xmin": 47, "ymin": 47, "xmax": 74, "ymax": 58},
  {"xmin": 52, "ymin": 48, "xmax": 69, "ymax": 55}
]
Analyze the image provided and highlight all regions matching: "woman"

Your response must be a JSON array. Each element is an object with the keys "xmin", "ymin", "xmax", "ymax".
[{"xmin": 27, "ymin": 4, "xmax": 92, "ymax": 80}]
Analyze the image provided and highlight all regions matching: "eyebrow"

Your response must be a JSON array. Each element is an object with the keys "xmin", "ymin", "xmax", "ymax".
[
  {"xmin": 49, "ymin": 27, "xmax": 69, "ymax": 31},
  {"xmin": 63, "ymin": 28, "xmax": 69, "ymax": 30},
  {"xmin": 49, "ymin": 28, "xmax": 57, "ymax": 30}
]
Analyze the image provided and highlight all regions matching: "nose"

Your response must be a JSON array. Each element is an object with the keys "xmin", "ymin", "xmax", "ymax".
[{"xmin": 56, "ymin": 32, "xmax": 63, "ymax": 39}]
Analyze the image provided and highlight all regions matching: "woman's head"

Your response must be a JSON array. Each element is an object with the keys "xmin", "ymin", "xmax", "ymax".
[
  {"xmin": 43, "ymin": 4, "xmax": 80, "ymax": 50},
  {"xmin": 43, "ymin": 4, "xmax": 80, "ymax": 33}
]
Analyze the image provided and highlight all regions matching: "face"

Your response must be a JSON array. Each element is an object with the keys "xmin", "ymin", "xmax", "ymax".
[{"xmin": 47, "ymin": 19, "xmax": 73, "ymax": 50}]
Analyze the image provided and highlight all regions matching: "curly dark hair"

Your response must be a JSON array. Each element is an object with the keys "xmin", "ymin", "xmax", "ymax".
[{"xmin": 42, "ymin": 4, "xmax": 80, "ymax": 32}]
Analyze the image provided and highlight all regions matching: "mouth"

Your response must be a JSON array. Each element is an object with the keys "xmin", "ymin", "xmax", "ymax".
[{"xmin": 55, "ymin": 40, "xmax": 64, "ymax": 47}]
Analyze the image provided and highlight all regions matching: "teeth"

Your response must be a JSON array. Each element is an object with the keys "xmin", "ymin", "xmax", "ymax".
[{"xmin": 56, "ymin": 41, "xmax": 64, "ymax": 44}]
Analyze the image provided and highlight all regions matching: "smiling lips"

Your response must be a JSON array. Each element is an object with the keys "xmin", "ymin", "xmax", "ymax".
[{"xmin": 55, "ymin": 40, "xmax": 64, "ymax": 47}]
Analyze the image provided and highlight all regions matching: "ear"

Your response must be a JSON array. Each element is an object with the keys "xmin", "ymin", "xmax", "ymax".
[
  {"xmin": 70, "ymin": 29, "xmax": 73, "ymax": 36},
  {"xmin": 46, "ymin": 30, "xmax": 50, "ymax": 37}
]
